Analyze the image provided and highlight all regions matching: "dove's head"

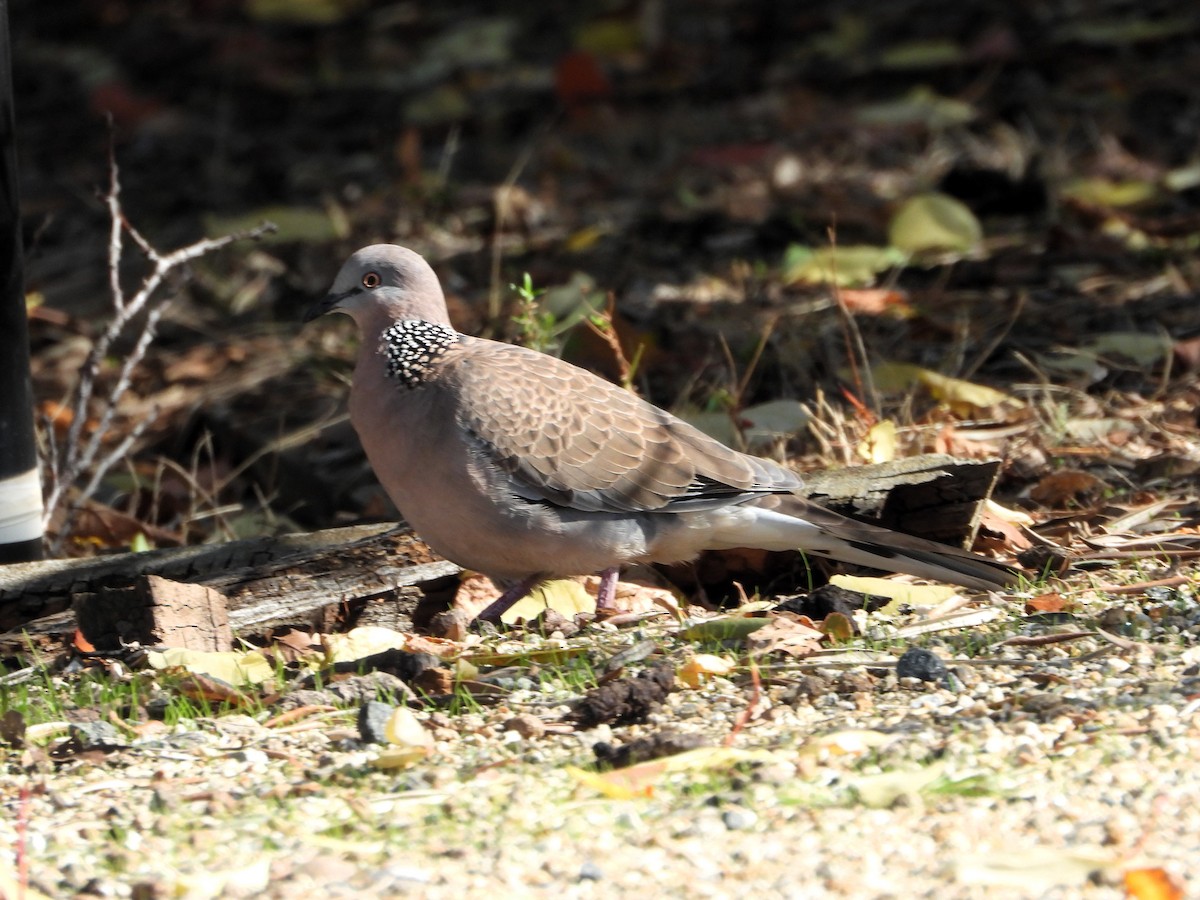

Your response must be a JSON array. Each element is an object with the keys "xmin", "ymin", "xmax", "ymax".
[{"xmin": 305, "ymin": 244, "xmax": 452, "ymax": 330}]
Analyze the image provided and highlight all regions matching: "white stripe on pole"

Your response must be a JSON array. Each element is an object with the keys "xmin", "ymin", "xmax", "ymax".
[{"xmin": 0, "ymin": 466, "xmax": 43, "ymax": 542}]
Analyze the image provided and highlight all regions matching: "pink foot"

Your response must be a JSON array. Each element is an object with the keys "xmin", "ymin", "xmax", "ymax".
[
  {"xmin": 595, "ymin": 566, "xmax": 620, "ymax": 613},
  {"xmin": 476, "ymin": 574, "xmax": 545, "ymax": 624}
]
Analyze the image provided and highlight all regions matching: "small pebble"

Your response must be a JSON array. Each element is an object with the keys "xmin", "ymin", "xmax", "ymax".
[
  {"xmin": 69, "ymin": 721, "xmax": 126, "ymax": 750},
  {"xmin": 896, "ymin": 647, "xmax": 947, "ymax": 683},
  {"xmin": 358, "ymin": 700, "xmax": 396, "ymax": 744},
  {"xmin": 722, "ymin": 807, "xmax": 758, "ymax": 830},
  {"xmin": 501, "ymin": 714, "xmax": 545, "ymax": 739},
  {"xmin": 230, "ymin": 748, "xmax": 269, "ymax": 766}
]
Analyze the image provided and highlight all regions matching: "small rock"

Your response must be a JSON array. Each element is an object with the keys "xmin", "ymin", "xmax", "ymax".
[
  {"xmin": 896, "ymin": 647, "xmax": 947, "ymax": 683},
  {"xmin": 230, "ymin": 747, "xmax": 269, "ymax": 766},
  {"xmin": 785, "ymin": 674, "xmax": 830, "ymax": 704},
  {"xmin": 358, "ymin": 700, "xmax": 396, "ymax": 744},
  {"xmin": 327, "ymin": 671, "xmax": 418, "ymax": 705},
  {"xmin": 501, "ymin": 714, "xmax": 545, "ymax": 739},
  {"xmin": 722, "ymin": 806, "xmax": 758, "ymax": 830},
  {"xmin": 428, "ymin": 607, "xmax": 473, "ymax": 640},
  {"xmin": 834, "ymin": 672, "xmax": 875, "ymax": 694},
  {"xmin": 578, "ymin": 861, "xmax": 603, "ymax": 882},
  {"xmin": 68, "ymin": 721, "xmax": 126, "ymax": 751}
]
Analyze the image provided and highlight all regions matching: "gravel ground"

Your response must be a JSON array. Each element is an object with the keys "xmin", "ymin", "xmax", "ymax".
[{"xmin": 3, "ymin": 585, "xmax": 1198, "ymax": 899}]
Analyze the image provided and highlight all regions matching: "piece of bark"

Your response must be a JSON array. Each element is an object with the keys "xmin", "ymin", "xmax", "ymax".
[
  {"xmin": 0, "ymin": 525, "xmax": 460, "ymax": 651},
  {"xmin": 75, "ymin": 575, "xmax": 233, "ymax": 652},
  {"xmin": 0, "ymin": 523, "xmax": 441, "ymax": 631},
  {"xmin": 800, "ymin": 453, "xmax": 1000, "ymax": 547}
]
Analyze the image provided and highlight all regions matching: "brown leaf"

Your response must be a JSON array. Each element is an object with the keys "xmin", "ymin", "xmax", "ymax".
[
  {"xmin": 554, "ymin": 50, "xmax": 610, "ymax": 109},
  {"xmin": 1030, "ymin": 470, "xmax": 1106, "ymax": 507},
  {"xmin": 838, "ymin": 288, "xmax": 912, "ymax": 315},
  {"xmin": 976, "ymin": 505, "xmax": 1034, "ymax": 552},
  {"xmin": 174, "ymin": 674, "xmax": 253, "ymax": 706},
  {"xmin": 1024, "ymin": 593, "xmax": 1070, "ymax": 614},
  {"xmin": 745, "ymin": 614, "xmax": 825, "ymax": 657},
  {"xmin": 819, "ymin": 611, "xmax": 856, "ymax": 641}
]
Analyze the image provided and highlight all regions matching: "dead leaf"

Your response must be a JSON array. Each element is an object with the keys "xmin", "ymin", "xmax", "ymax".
[
  {"xmin": 831, "ymin": 575, "xmax": 958, "ymax": 608},
  {"xmin": 819, "ymin": 612, "xmax": 856, "ymax": 641},
  {"xmin": 323, "ymin": 626, "xmax": 409, "ymax": 664},
  {"xmin": 373, "ymin": 706, "xmax": 434, "ymax": 769},
  {"xmin": 1030, "ymin": 470, "xmax": 1106, "ymax": 507},
  {"xmin": 797, "ymin": 729, "xmax": 894, "ymax": 761},
  {"xmin": 855, "ymin": 86, "xmax": 976, "ymax": 128},
  {"xmin": 566, "ymin": 747, "xmax": 782, "ymax": 799},
  {"xmin": 1124, "ymin": 867, "xmax": 1184, "ymax": 900},
  {"xmin": 871, "ymin": 361, "xmax": 1019, "ymax": 417},
  {"xmin": 783, "ymin": 244, "xmax": 907, "ymax": 287},
  {"xmin": 837, "ymin": 288, "xmax": 912, "ymax": 315},
  {"xmin": 956, "ymin": 846, "xmax": 1127, "ymax": 890},
  {"xmin": 977, "ymin": 504, "xmax": 1034, "ymax": 552},
  {"xmin": 1024, "ymin": 593, "xmax": 1071, "ymax": 614},
  {"xmin": 72, "ymin": 630, "xmax": 96, "ymax": 653},
  {"xmin": 745, "ymin": 614, "xmax": 825, "ymax": 657},
  {"xmin": 146, "ymin": 647, "xmax": 276, "ymax": 687},
  {"xmin": 851, "ymin": 761, "xmax": 946, "ymax": 807},
  {"xmin": 856, "ymin": 419, "xmax": 897, "ymax": 463},
  {"xmin": 888, "ymin": 192, "xmax": 982, "ymax": 254},
  {"xmin": 172, "ymin": 673, "xmax": 252, "ymax": 705},
  {"xmin": 677, "ymin": 654, "xmax": 736, "ymax": 688}
]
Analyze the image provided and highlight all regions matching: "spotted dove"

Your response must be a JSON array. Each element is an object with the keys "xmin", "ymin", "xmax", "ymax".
[{"xmin": 306, "ymin": 244, "xmax": 1018, "ymax": 621}]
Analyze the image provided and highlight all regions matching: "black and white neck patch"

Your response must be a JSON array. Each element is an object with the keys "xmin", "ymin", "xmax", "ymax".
[{"xmin": 379, "ymin": 319, "xmax": 459, "ymax": 388}]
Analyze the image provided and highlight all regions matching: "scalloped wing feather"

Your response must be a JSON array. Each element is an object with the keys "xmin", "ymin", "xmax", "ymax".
[{"xmin": 446, "ymin": 338, "xmax": 801, "ymax": 514}]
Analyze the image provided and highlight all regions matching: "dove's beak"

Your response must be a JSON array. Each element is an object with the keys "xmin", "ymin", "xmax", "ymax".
[{"xmin": 303, "ymin": 288, "xmax": 357, "ymax": 323}]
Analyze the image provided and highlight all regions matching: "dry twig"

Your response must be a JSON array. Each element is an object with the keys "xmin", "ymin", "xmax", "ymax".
[{"xmin": 41, "ymin": 141, "xmax": 275, "ymax": 553}]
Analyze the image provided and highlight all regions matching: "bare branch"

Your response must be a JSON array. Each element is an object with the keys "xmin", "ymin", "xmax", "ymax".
[{"xmin": 41, "ymin": 141, "xmax": 278, "ymax": 549}]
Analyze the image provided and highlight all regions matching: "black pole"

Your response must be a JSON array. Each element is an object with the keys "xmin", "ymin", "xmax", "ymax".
[{"xmin": 0, "ymin": 0, "xmax": 44, "ymax": 563}]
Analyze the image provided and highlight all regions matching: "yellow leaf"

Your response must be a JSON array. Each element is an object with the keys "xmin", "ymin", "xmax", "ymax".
[
  {"xmin": 856, "ymin": 419, "xmax": 897, "ymax": 463},
  {"xmin": 385, "ymin": 706, "xmax": 433, "ymax": 748},
  {"xmin": 798, "ymin": 729, "xmax": 893, "ymax": 760},
  {"xmin": 503, "ymin": 578, "xmax": 595, "ymax": 623},
  {"xmin": 568, "ymin": 747, "xmax": 781, "ymax": 798},
  {"xmin": 564, "ymin": 224, "xmax": 608, "ymax": 252},
  {"xmin": 915, "ymin": 369, "xmax": 1014, "ymax": 416},
  {"xmin": 871, "ymin": 361, "xmax": 1018, "ymax": 416},
  {"xmin": 888, "ymin": 192, "xmax": 982, "ymax": 254},
  {"xmin": 782, "ymin": 244, "xmax": 906, "ymax": 287},
  {"xmin": 831, "ymin": 575, "xmax": 958, "ymax": 607},
  {"xmin": 850, "ymin": 762, "xmax": 945, "ymax": 807},
  {"xmin": 323, "ymin": 626, "xmax": 409, "ymax": 664},
  {"xmin": 146, "ymin": 648, "xmax": 275, "ymax": 686},
  {"xmin": 1062, "ymin": 177, "xmax": 1157, "ymax": 208},
  {"xmin": 677, "ymin": 653, "xmax": 736, "ymax": 688}
]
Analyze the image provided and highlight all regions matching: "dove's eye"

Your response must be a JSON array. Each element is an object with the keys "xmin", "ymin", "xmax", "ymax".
[{"xmin": 362, "ymin": 272, "xmax": 381, "ymax": 289}]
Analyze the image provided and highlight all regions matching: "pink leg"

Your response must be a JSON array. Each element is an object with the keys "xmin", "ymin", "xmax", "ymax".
[
  {"xmin": 476, "ymin": 574, "xmax": 545, "ymax": 624},
  {"xmin": 595, "ymin": 566, "xmax": 620, "ymax": 613}
]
